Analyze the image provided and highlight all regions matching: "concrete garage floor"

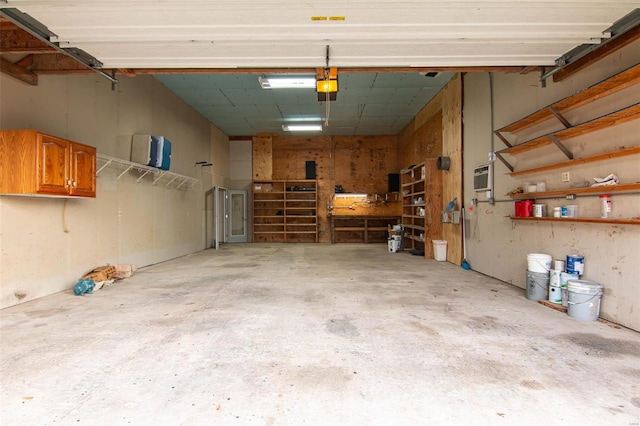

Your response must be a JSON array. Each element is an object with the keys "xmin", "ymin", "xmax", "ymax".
[{"xmin": 1, "ymin": 244, "xmax": 639, "ymax": 425}]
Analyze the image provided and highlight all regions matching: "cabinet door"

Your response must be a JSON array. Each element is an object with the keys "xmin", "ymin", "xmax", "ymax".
[
  {"xmin": 70, "ymin": 143, "xmax": 96, "ymax": 197},
  {"xmin": 37, "ymin": 134, "xmax": 69, "ymax": 195}
]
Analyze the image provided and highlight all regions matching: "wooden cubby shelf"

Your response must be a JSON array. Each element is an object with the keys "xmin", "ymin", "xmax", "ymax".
[
  {"xmin": 330, "ymin": 216, "xmax": 400, "ymax": 244},
  {"xmin": 252, "ymin": 179, "xmax": 318, "ymax": 243}
]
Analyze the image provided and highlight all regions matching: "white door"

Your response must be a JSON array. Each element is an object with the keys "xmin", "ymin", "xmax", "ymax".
[{"xmin": 227, "ymin": 190, "xmax": 248, "ymax": 243}]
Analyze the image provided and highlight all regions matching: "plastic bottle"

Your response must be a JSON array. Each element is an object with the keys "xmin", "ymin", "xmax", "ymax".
[{"xmin": 600, "ymin": 194, "xmax": 611, "ymax": 218}]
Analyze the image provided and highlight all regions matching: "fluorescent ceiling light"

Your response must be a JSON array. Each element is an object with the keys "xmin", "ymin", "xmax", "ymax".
[
  {"xmin": 282, "ymin": 124, "xmax": 323, "ymax": 132},
  {"xmin": 259, "ymin": 76, "xmax": 316, "ymax": 89}
]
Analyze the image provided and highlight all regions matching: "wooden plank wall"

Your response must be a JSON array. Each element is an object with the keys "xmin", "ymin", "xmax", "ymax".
[
  {"xmin": 252, "ymin": 135, "xmax": 273, "ymax": 180},
  {"xmin": 441, "ymin": 74, "xmax": 463, "ymax": 265},
  {"xmin": 396, "ymin": 74, "xmax": 463, "ymax": 264},
  {"xmin": 267, "ymin": 135, "xmax": 399, "ymax": 243}
]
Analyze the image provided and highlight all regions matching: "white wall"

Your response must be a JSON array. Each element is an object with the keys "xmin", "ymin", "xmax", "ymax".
[
  {"xmin": 462, "ymin": 41, "xmax": 640, "ymax": 331},
  {"xmin": 0, "ymin": 73, "xmax": 230, "ymax": 308}
]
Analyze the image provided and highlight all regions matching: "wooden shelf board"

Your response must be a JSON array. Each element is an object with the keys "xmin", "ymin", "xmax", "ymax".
[
  {"xmin": 508, "ymin": 145, "xmax": 640, "ymax": 177},
  {"xmin": 510, "ymin": 216, "xmax": 640, "ymax": 225},
  {"xmin": 499, "ymin": 103, "xmax": 640, "ymax": 156},
  {"xmin": 510, "ymin": 183, "xmax": 640, "ymax": 199},
  {"xmin": 334, "ymin": 227, "xmax": 365, "ymax": 231},
  {"xmin": 254, "ymin": 231, "xmax": 286, "ymax": 234},
  {"xmin": 497, "ymin": 64, "xmax": 640, "ymax": 134}
]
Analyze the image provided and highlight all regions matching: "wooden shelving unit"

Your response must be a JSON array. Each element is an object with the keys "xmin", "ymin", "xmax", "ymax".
[
  {"xmin": 493, "ymin": 65, "xmax": 640, "ymax": 226},
  {"xmin": 331, "ymin": 216, "xmax": 400, "ymax": 244},
  {"xmin": 510, "ymin": 183, "xmax": 640, "ymax": 200},
  {"xmin": 494, "ymin": 63, "xmax": 640, "ymax": 174},
  {"xmin": 495, "ymin": 63, "xmax": 640, "ymax": 143},
  {"xmin": 401, "ymin": 163, "xmax": 427, "ymax": 251},
  {"xmin": 252, "ymin": 180, "xmax": 318, "ymax": 243},
  {"xmin": 507, "ymin": 146, "xmax": 640, "ymax": 177},
  {"xmin": 510, "ymin": 217, "xmax": 640, "ymax": 225},
  {"xmin": 496, "ymin": 103, "xmax": 640, "ymax": 171}
]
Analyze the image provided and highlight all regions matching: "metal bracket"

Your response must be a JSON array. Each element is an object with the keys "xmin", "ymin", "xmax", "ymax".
[
  {"xmin": 548, "ymin": 106, "xmax": 572, "ymax": 128},
  {"xmin": 549, "ymin": 135, "xmax": 574, "ymax": 160},
  {"xmin": 494, "ymin": 130, "xmax": 513, "ymax": 148},
  {"xmin": 495, "ymin": 152, "xmax": 514, "ymax": 172}
]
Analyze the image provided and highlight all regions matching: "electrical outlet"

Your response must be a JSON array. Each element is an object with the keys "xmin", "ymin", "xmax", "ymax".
[{"xmin": 561, "ymin": 171, "xmax": 570, "ymax": 182}]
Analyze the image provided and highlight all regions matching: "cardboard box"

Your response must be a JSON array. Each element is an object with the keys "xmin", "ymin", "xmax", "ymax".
[{"xmin": 82, "ymin": 265, "xmax": 117, "ymax": 282}]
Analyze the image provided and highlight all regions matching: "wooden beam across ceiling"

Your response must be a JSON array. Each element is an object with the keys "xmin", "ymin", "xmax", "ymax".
[{"xmin": 0, "ymin": 57, "xmax": 37, "ymax": 85}]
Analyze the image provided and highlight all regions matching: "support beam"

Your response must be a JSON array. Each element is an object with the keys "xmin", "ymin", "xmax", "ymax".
[
  {"xmin": 549, "ymin": 135, "xmax": 574, "ymax": 160},
  {"xmin": 548, "ymin": 106, "xmax": 572, "ymax": 128},
  {"xmin": 0, "ymin": 57, "xmax": 37, "ymax": 85}
]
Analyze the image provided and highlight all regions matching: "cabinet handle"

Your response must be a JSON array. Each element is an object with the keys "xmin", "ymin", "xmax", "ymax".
[
  {"xmin": 65, "ymin": 178, "xmax": 71, "ymax": 188},
  {"xmin": 72, "ymin": 180, "xmax": 77, "ymax": 188}
]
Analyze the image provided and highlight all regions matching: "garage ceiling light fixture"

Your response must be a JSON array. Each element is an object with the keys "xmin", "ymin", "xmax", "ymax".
[
  {"xmin": 259, "ymin": 76, "xmax": 316, "ymax": 89},
  {"xmin": 282, "ymin": 124, "xmax": 323, "ymax": 132}
]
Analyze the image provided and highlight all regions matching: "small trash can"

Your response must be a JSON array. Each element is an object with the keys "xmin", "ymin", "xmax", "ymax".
[{"xmin": 432, "ymin": 240, "xmax": 447, "ymax": 261}]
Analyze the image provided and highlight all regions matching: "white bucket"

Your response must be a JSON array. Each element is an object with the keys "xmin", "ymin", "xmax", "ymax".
[
  {"xmin": 560, "ymin": 271, "xmax": 579, "ymax": 307},
  {"xmin": 567, "ymin": 280, "xmax": 603, "ymax": 321},
  {"xmin": 433, "ymin": 240, "xmax": 447, "ymax": 261},
  {"xmin": 527, "ymin": 253, "xmax": 552, "ymax": 273},
  {"xmin": 388, "ymin": 238, "xmax": 401, "ymax": 253},
  {"xmin": 548, "ymin": 285, "xmax": 562, "ymax": 304},
  {"xmin": 526, "ymin": 270, "xmax": 549, "ymax": 301}
]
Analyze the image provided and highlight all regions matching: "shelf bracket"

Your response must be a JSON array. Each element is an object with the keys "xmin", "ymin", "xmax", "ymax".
[
  {"xmin": 118, "ymin": 165, "xmax": 134, "ymax": 179},
  {"xmin": 137, "ymin": 169, "xmax": 153, "ymax": 182},
  {"xmin": 549, "ymin": 135, "xmax": 574, "ymax": 160},
  {"xmin": 495, "ymin": 152, "xmax": 514, "ymax": 172},
  {"xmin": 165, "ymin": 176, "xmax": 179, "ymax": 187},
  {"xmin": 96, "ymin": 158, "xmax": 113, "ymax": 175},
  {"xmin": 494, "ymin": 131, "xmax": 513, "ymax": 148},
  {"xmin": 548, "ymin": 106, "xmax": 572, "ymax": 128},
  {"xmin": 152, "ymin": 171, "xmax": 167, "ymax": 184}
]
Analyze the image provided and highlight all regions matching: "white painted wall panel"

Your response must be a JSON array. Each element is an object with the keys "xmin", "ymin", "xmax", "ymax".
[
  {"xmin": 462, "ymin": 41, "xmax": 640, "ymax": 331},
  {"xmin": 0, "ymin": 74, "xmax": 228, "ymax": 309}
]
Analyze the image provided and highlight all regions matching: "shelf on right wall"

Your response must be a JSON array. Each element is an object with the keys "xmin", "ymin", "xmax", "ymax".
[{"xmin": 494, "ymin": 63, "xmax": 640, "ymax": 226}]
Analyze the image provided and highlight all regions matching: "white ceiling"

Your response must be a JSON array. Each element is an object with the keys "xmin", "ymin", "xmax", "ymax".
[{"xmin": 1, "ymin": 1, "xmax": 637, "ymax": 136}]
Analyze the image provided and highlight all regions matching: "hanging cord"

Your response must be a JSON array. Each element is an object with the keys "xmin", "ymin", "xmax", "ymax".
[
  {"xmin": 62, "ymin": 199, "xmax": 70, "ymax": 233},
  {"xmin": 323, "ymin": 45, "xmax": 331, "ymax": 127}
]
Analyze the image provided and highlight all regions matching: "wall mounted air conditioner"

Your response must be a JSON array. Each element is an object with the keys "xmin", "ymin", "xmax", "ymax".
[{"xmin": 473, "ymin": 163, "xmax": 493, "ymax": 192}]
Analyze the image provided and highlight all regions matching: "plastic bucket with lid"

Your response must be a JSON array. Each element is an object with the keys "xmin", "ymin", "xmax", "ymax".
[
  {"xmin": 527, "ymin": 253, "xmax": 552, "ymax": 273},
  {"xmin": 526, "ymin": 270, "xmax": 549, "ymax": 301},
  {"xmin": 567, "ymin": 280, "xmax": 603, "ymax": 321},
  {"xmin": 560, "ymin": 271, "xmax": 579, "ymax": 307}
]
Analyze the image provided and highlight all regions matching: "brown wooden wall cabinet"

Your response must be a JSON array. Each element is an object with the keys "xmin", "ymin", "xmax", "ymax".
[{"xmin": 0, "ymin": 129, "xmax": 96, "ymax": 197}]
